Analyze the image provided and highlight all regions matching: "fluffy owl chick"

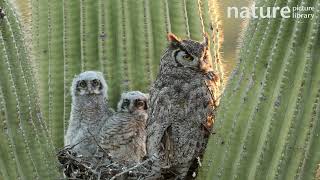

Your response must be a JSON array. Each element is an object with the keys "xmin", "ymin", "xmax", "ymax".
[
  {"xmin": 65, "ymin": 71, "xmax": 113, "ymax": 157},
  {"xmin": 147, "ymin": 33, "xmax": 218, "ymax": 179},
  {"xmin": 98, "ymin": 91, "xmax": 148, "ymax": 165}
]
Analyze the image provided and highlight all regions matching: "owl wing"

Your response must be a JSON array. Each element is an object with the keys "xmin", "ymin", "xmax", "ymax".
[
  {"xmin": 147, "ymin": 85, "xmax": 174, "ymax": 160},
  {"xmin": 189, "ymin": 80, "xmax": 215, "ymax": 129}
]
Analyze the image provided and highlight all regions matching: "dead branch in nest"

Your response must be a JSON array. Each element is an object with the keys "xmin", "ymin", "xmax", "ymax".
[
  {"xmin": 110, "ymin": 156, "xmax": 156, "ymax": 180},
  {"xmin": 57, "ymin": 134, "xmax": 155, "ymax": 180}
]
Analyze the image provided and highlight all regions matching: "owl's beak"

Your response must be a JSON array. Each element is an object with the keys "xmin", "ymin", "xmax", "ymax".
[
  {"xmin": 88, "ymin": 91, "xmax": 95, "ymax": 94},
  {"xmin": 88, "ymin": 87, "xmax": 95, "ymax": 95}
]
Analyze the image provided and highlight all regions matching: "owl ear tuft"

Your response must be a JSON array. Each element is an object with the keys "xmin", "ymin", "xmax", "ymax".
[
  {"xmin": 167, "ymin": 33, "xmax": 181, "ymax": 47},
  {"xmin": 167, "ymin": 33, "xmax": 180, "ymax": 42}
]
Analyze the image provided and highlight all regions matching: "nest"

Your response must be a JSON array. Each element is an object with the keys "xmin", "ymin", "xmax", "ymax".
[
  {"xmin": 57, "ymin": 144, "xmax": 155, "ymax": 180},
  {"xmin": 56, "ymin": 135, "xmax": 200, "ymax": 180}
]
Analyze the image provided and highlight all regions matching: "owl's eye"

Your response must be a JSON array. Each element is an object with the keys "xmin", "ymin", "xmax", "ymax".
[
  {"xmin": 78, "ymin": 80, "xmax": 87, "ymax": 88},
  {"xmin": 122, "ymin": 99, "xmax": 130, "ymax": 108},
  {"xmin": 92, "ymin": 79, "xmax": 100, "ymax": 87},
  {"xmin": 136, "ymin": 100, "xmax": 145, "ymax": 107},
  {"xmin": 182, "ymin": 54, "xmax": 193, "ymax": 61}
]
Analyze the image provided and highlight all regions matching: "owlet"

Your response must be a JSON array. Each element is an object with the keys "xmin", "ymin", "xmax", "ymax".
[
  {"xmin": 98, "ymin": 91, "xmax": 148, "ymax": 165},
  {"xmin": 65, "ymin": 71, "xmax": 113, "ymax": 157}
]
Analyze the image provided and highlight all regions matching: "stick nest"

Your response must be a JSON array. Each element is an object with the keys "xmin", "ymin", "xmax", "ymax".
[{"xmin": 57, "ymin": 145, "xmax": 155, "ymax": 180}]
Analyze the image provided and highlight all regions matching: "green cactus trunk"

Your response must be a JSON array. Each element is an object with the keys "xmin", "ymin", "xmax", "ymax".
[
  {"xmin": 198, "ymin": 0, "xmax": 320, "ymax": 179},
  {"xmin": 32, "ymin": 0, "xmax": 223, "ymax": 148},
  {"xmin": 0, "ymin": 0, "xmax": 59, "ymax": 179}
]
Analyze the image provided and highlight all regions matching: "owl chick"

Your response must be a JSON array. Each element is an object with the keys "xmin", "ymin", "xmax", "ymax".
[
  {"xmin": 98, "ymin": 91, "xmax": 148, "ymax": 165},
  {"xmin": 147, "ymin": 33, "xmax": 218, "ymax": 179},
  {"xmin": 65, "ymin": 71, "xmax": 113, "ymax": 157}
]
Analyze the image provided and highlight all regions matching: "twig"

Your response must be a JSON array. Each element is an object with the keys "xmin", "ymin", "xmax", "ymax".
[
  {"xmin": 86, "ymin": 128, "xmax": 109, "ymax": 155},
  {"xmin": 58, "ymin": 136, "xmax": 89, "ymax": 154},
  {"xmin": 110, "ymin": 157, "xmax": 155, "ymax": 180}
]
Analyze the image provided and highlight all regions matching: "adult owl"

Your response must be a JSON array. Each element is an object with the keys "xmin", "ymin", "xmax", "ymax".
[
  {"xmin": 147, "ymin": 33, "xmax": 218, "ymax": 179},
  {"xmin": 98, "ymin": 91, "xmax": 148, "ymax": 165},
  {"xmin": 65, "ymin": 71, "xmax": 113, "ymax": 157}
]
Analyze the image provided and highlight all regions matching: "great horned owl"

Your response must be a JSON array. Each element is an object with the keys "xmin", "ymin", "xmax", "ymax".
[
  {"xmin": 98, "ymin": 91, "xmax": 148, "ymax": 165},
  {"xmin": 147, "ymin": 33, "xmax": 218, "ymax": 179},
  {"xmin": 65, "ymin": 71, "xmax": 113, "ymax": 157}
]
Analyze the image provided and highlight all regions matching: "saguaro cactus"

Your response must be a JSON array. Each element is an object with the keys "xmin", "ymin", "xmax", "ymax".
[
  {"xmin": 31, "ymin": 0, "xmax": 224, "ymax": 148},
  {"xmin": 0, "ymin": 0, "xmax": 59, "ymax": 179},
  {"xmin": 198, "ymin": 0, "xmax": 320, "ymax": 179}
]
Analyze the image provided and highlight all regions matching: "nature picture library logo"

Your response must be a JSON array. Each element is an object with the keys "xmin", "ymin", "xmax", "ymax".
[{"xmin": 228, "ymin": 5, "xmax": 315, "ymax": 19}]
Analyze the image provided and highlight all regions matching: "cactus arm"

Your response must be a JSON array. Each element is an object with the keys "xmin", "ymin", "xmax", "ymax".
[
  {"xmin": 167, "ymin": 0, "xmax": 189, "ymax": 37},
  {"xmin": 202, "ymin": 0, "xmax": 222, "ymax": 76},
  {"xmin": 142, "ymin": 0, "xmax": 154, "ymax": 84},
  {"xmin": 125, "ymin": 0, "xmax": 148, "ymax": 91},
  {"xmin": 292, "ymin": 73, "xmax": 320, "ymax": 180},
  {"xmin": 101, "ymin": 0, "xmax": 123, "ymax": 107},
  {"xmin": 298, "ymin": 90, "xmax": 320, "ymax": 180},
  {"xmin": 214, "ymin": 16, "xmax": 259, "ymax": 119},
  {"xmin": 35, "ymin": 0, "xmax": 49, "ymax": 135},
  {"xmin": 48, "ymin": 0, "xmax": 64, "ymax": 148},
  {"xmin": 228, "ymin": 3, "xmax": 288, "ymax": 180},
  {"xmin": 0, "ymin": 21, "xmax": 38, "ymax": 179},
  {"xmin": 80, "ymin": 0, "xmax": 100, "ymax": 71},
  {"xmin": 198, "ymin": 0, "xmax": 320, "ymax": 179},
  {"xmin": 63, "ymin": 0, "xmax": 82, "ymax": 134},
  {"xmin": 231, "ymin": 2, "xmax": 298, "ymax": 180},
  {"xmin": 0, "ymin": 90, "xmax": 19, "ymax": 180},
  {"xmin": 296, "ymin": 15, "xmax": 320, "ymax": 178},
  {"xmin": 198, "ymin": 0, "xmax": 278, "ymax": 178},
  {"xmin": 246, "ymin": 0, "xmax": 315, "ymax": 178},
  {"xmin": 272, "ymin": 1, "xmax": 319, "ymax": 179},
  {"xmin": 0, "ymin": 0, "xmax": 60, "ymax": 178},
  {"xmin": 9, "ymin": 0, "xmax": 48, "ymax": 140},
  {"xmin": 118, "ymin": 0, "xmax": 131, "ymax": 91},
  {"xmin": 98, "ymin": 0, "xmax": 106, "ymax": 75},
  {"xmin": 223, "ymin": 0, "xmax": 285, "ymax": 177},
  {"xmin": 266, "ymin": 1, "xmax": 314, "ymax": 179},
  {"xmin": 226, "ymin": 0, "xmax": 302, "ymax": 179},
  {"xmin": 148, "ymin": 0, "xmax": 167, "ymax": 77},
  {"xmin": 0, "ymin": 152, "xmax": 9, "ymax": 179},
  {"xmin": 185, "ymin": 0, "xmax": 202, "ymax": 40},
  {"xmin": 5, "ymin": 0, "xmax": 57, "ymax": 174}
]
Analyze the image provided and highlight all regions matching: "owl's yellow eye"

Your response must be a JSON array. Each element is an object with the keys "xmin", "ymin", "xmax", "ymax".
[{"xmin": 183, "ymin": 54, "xmax": 193, "ymax": 61}]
